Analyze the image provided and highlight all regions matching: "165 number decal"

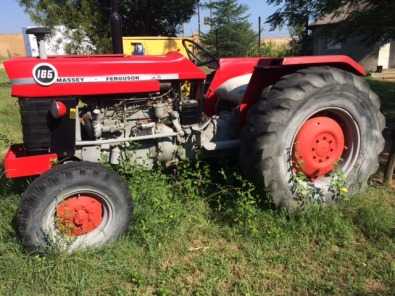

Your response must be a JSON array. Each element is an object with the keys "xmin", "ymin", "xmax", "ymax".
[{"xmin": 32, "ymin": 63, "xmax": 58, "ymax": 86}]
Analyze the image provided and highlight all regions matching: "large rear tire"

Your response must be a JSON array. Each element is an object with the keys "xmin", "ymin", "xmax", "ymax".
[
  {"xmin": 240, "ymin": 67, "xmax": 385, "ymax": 210},
  {"xmin": 17, "ymin": 161, "xmax": 132, "ymax": 252}
]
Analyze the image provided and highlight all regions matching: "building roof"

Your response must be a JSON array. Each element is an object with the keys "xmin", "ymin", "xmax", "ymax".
[{"xmin": 310, "ymin": 2, "xmax": 369, "ymax": 27}]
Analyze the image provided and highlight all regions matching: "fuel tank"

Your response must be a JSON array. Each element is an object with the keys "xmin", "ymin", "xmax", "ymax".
[{"xmin": 3, "ymin": 52, "xmax": 206, "ymax": 98}]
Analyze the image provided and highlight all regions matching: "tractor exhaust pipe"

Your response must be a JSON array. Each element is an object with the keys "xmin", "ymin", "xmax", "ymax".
[{"xmin": 111, "ymin": 0, "xmax": 123, "ymax": 54}]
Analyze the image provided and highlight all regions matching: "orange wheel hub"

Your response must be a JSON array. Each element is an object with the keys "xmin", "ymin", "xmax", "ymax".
[
  {"xmin": 56, "ymin": 196, "xmax": 103, "ymax": 236},
  {"xmin": 294, "ymin": 116, "xmax": 345, "ymax": 178}
]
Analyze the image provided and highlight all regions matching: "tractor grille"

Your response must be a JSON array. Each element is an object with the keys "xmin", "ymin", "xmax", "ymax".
[
  {"xmin": 19, "ymin": 98, "xmax": 77, "ymax": 156},
  {"xmin": 19, "ymin": 99, "xmax": 52, "ymax": 154}
]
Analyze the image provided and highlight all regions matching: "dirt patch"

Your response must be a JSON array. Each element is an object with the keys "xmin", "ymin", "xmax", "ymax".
[{"xmin": 364, "ymin": 278, "xmax": 387, "ymax": 294}]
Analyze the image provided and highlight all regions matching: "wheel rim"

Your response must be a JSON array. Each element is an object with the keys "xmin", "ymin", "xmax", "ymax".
[
  {"xmin": 292, "ymin": 108, "xmax": 361, "ymax": 183},
  {"xmin": 294, "ymin": 116, "xmax": 345, "ymax": 178},
  {"xmin": 42, "ymin": 187, "xmax": 114, "ymax": 251},
  {"xmin": 56, "ymin": 195, "xmax": 103, "ymax": 236}
]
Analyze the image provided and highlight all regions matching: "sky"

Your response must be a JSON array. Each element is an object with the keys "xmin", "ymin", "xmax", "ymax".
[{"xmin": 0, "ymin": 0, "xmax": 288, "ymax": 37}]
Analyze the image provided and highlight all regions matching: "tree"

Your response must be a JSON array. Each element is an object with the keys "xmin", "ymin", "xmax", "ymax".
[
  {"xmin": 201, "ymin": 0, "xmax": 256, "ymax": 57},
  {"xmin": 265, "ymin": 0, "xmax": 315, "ymax": 37},
  {"xmin": 18, "ymin": 0, "xmax": 198, "ymax": 53},
  {"xmin": 265, "ymin": 0, "xmax": 321, "ymax": 54},
  {"xmin": 265, "ymin": 0, "xmax": 395, "ymax": 49}
]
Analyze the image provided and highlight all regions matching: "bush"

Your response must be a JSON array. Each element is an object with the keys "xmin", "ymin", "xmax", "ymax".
[{"xmin": 248, "ymin": 41, "xmax": 294, "ymax": 57}]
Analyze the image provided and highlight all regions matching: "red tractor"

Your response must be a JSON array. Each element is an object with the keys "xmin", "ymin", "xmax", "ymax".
[{"xmin": 2, "ymin": 25, "xmax": 385, "ymax": 252}]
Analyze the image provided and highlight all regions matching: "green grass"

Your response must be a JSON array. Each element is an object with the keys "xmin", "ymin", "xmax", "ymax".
[
  {"xmin": 0, "ymin": 69, "xmax": 394, "ymax": 295},
  {"xmin": 368, "ymin": 79, "xmax": 395, "ymax": 123},
  {"xmin": 0, "ymin": 69, "xmax": 21, "ymax": 155}
]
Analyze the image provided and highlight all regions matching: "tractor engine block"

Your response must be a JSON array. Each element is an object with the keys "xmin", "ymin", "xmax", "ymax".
[{"xmin": 75, "ymin": 85, "xmax": 235, "ymax": 168}]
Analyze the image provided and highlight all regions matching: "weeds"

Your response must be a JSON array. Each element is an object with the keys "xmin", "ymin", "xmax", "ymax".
[
  {"xmin": 0, "ymin": 157, "xmax": 394, "ymax": 295},
  {"xmin": 0, "ymin": 131, "xmax": 11, "ymax": 147},
  {"xmin": 329, "ymin": 169, "xmax": 349, "ymax": 200},
  {"xmin": 290, "ymin": 164, "xmax": 350, "ymax": 206},
  {"xmin": 291, "ymin": 171, "xmax": 319, "ymax": 203}
]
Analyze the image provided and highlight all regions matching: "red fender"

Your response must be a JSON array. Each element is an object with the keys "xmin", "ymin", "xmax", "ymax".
[
  {"xmin": 239, "ymin": 55, "xmax": 367, "ymax": 121},
  {"xmin": 204, "ymin": 57, "xmax": 260, "ymax": 115}
]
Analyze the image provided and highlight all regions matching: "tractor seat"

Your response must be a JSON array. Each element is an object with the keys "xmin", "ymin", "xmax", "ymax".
[
  {"xmin": 215, "ymin": 73, "xmax": 252, "ymax": 105},
  {"xmin": 26, "ymin": 27, "xmax": 50, "ymax": 35},
  {"xmin": 25, "ymin": 27, "xmax": 51, "ymax": 40}
]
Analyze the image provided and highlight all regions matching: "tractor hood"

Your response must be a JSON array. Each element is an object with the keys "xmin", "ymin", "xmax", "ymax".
[{"xmin": 4, "ymin": 52, "xmax": 206, "ymax": 98}]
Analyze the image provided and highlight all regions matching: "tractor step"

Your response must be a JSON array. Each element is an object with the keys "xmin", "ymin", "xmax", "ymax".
[
  {"xmin": 3, "ymin": 145, "xmax": 57, "ymax": 179},
  {"xmin": 371, "ymin": 69, "xmax": 395, "ymax": 81}
]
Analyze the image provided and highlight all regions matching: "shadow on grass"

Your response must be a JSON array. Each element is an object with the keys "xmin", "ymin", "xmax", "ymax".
[
  {"xmin": 368, "ymin": 79, "xmax": 395, "ymax": 122},
  {"xmin": 0, "ymin": 171, "xmax": 29, "ymax": 198},
  {"xmin": 0, "ymin": 82, "xmax": 10, "ymax": 87}
]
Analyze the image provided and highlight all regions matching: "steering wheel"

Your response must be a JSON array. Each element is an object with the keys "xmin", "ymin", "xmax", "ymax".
[{"xmin": 182, "ymin": 39, "xmax": 219, "ymax": 69}]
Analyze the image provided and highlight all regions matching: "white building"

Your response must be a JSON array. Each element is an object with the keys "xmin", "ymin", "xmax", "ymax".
[{"xmin": 23, "ymin": 25, "xmax": 94, "ymax": 56}]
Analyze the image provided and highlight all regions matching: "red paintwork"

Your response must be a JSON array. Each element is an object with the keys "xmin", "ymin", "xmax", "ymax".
[
  {"xmin": 204, "ymin": 55, "xmax": 365, "ymax": 116},
  {"xmin": 12, "ymin": 80, "xmax": 162, "ymax": 98},
  {"xmin": 56, "ymin": 195, "xmax": 103, "ymax": 236},
  {"xmin": 294, "ymin": 117, "xmax": 345, "ymax": 178},
  {"xmin": 2, "ymin": 52, "xmax": 366, "ymax": 179},
  {"xmin": 54, "ymin": 101, "xmax": 67, "ymax": 118},
  {"xmin": 3, "ymin": 145, "xmax": 57, "ymax": 178},
  {"xmin": 4, "ymin": 52, "xmax": 206, "ymax": 98},
  {"xmin": 239, "ymin": 55, "xmax": 367, "ymax": 120},
  {"xmin": 282, "ymin": 55, "xmax": 366, "ymax": 75},
  {"xmin": 205, "ymin": 57, "xmax": 260, "ymax": 115}
]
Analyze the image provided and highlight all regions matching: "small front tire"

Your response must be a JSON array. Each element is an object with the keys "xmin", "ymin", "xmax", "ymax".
[{"xmin": 17, "ymin": 161, "xmax": 133, "ymax": 253}]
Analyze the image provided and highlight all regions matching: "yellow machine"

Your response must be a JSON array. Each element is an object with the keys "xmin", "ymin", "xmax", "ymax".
[{"xmin": 122, "ymin": 36, "xmax": 195, "ymax": 58}]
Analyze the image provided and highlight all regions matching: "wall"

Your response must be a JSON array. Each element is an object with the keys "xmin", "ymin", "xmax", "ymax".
[
  {"xmin": 390, "ymin": 41, "xmax": 395, "ymax": 68},
  {"xmin": 312, "ymin": 26, "xmax": 380, "ymax": 72},
  {"xmin": 24, "ymin": 26, "xmax": 95, "ymax": 56},
  {"xmin": 0, "ymin": 34, "xmax": 25, "ymax": 57},
  {"xmin": 378, "ymin": 43, "xmax": 391, "ymax": 69}
]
